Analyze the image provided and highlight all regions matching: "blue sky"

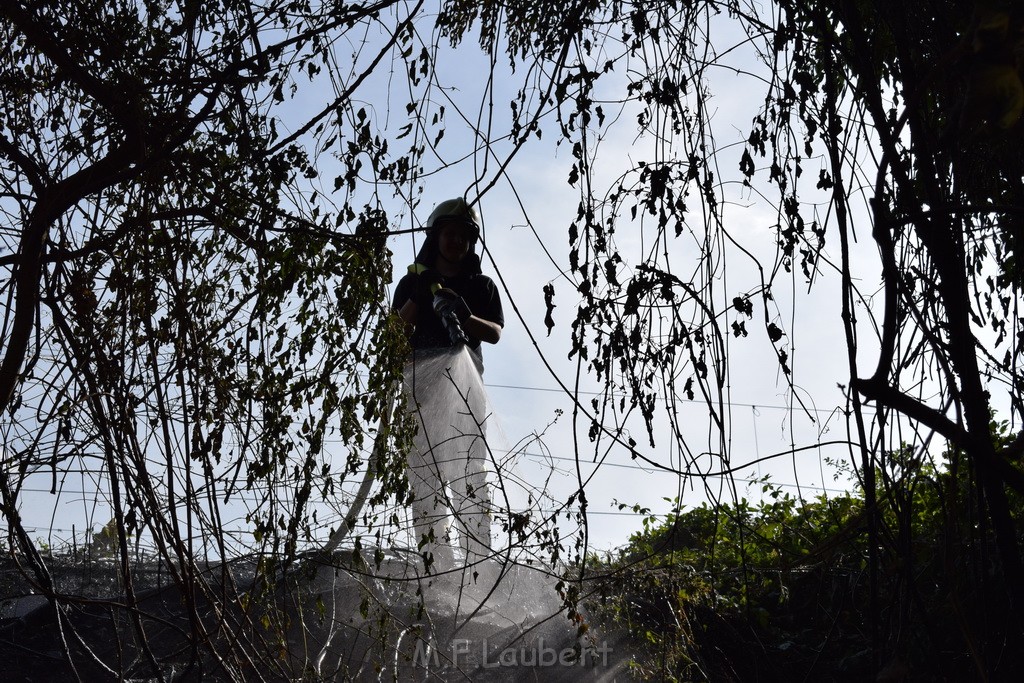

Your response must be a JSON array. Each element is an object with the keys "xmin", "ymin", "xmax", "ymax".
[
  {"xmin": 9, "ymin": 4, "xmax": 879, "ymax": 557},
  {"xmin": 368, "ymin": 11, "xmax": 873, "ymax": 551}
]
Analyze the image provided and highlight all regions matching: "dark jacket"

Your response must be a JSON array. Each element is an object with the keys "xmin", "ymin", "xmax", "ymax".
[{"xmin": 393, "ymin": 270, "xmax": 503, "ymax": 354}]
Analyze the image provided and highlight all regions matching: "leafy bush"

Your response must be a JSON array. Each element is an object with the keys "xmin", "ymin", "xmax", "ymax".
[{"xmin": 589, "ymin": 439, "xmax": 1024, "ymax": 681}]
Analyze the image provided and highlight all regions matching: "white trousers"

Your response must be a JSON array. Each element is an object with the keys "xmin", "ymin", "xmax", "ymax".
[{"xmin": 404, "ymin": 348, "xmax": 491, "ymax": 573}]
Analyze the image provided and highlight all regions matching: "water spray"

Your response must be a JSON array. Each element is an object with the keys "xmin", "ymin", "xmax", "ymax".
[{"xmin": 322, "ymin": 280, "xmax": 468, "ymax": 557}]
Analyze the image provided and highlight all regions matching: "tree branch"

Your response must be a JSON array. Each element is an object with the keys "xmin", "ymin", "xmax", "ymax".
[{"xmin": 0, "ymin": 139, "xmax": 139, "ymax": 413}]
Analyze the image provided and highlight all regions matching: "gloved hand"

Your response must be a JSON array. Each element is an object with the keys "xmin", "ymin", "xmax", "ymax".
[
  {"xmin": 407, "ymin": 263, "xmax": 442, "ymax": 310},
  {"xmin": 433, "ymin": 288, "xmax": 471, "ymax": 323}
]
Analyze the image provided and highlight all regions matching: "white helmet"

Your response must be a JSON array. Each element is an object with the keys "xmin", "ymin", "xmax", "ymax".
[
  {"xmin": 415, "ymin": 197, "xmax": 483, "ymax": 274},
  {"xmin": 425, "ymin": 197, "xmax": 480, "ymax": 240}
]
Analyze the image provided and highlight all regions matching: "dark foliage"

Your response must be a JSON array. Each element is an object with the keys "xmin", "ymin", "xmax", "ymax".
[{"xmin": 591, "ymin": 426, "xmax": 1024, "ymax": 680}]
